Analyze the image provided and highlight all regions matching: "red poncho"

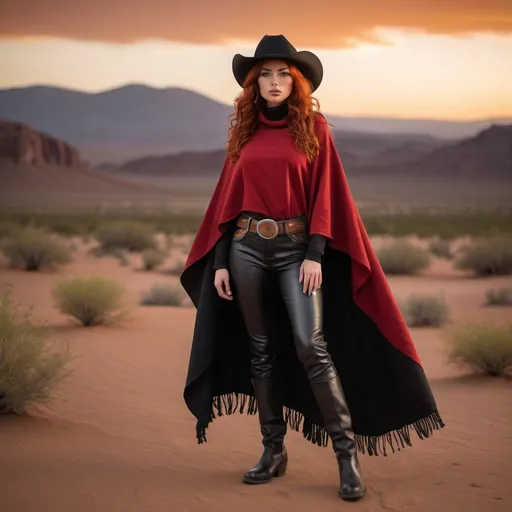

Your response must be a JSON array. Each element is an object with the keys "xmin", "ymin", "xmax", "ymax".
[{"xmin": 181, "ymin": 112, "xmax": 444, "ymax": 456}]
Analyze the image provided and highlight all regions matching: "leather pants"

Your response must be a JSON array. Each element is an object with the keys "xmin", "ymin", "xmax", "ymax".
[
  {"xmin": 230, "ymin": 228, "xmax": 366, "ymax": 498},
  {"xmin": 229, "ymin": 230, "xmax": 337, "ymax": 384}
]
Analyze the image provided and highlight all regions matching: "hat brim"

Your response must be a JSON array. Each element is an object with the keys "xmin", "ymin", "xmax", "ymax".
[{"xmin": 232, "ymin": 51, "xmax": 323, "ymax": 92}]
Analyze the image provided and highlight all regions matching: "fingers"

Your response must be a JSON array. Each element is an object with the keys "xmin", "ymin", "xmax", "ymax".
[
  {"xmin": 215, "ymin": 278, "xmax": 233, "ymax": 300},
  {"xmin": 303, "ymin": 270, "xmax": 322, "ymax": 296}
]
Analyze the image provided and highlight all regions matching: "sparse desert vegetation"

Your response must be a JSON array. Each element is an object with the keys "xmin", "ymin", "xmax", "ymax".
[
  {"xmin": 0, "ymin": 291, "xmax": 70, "ymax": 414},
  {"xmin": 446, "ymin": 322, "xmax": 512, "ymax": 377},
  {"xmin": 0, "ymin": 226, "xmax": 74, "ymax": 271},
  {"xmin": 455, "ymin": 235, "xmax": 512, "ymax": 276},
  {"xmin": 376, "ymin": 239, "xmax": 431, "ymax": 275},
  {"xmin": 401, "ymin": 293, "xmax": 450, "ymax": 327},
  {"xmin": 141, "ymin": 282, "xmax": 184, "ymax": 306},
  {"xmin": 484, "ymin": 287, "xmax": 512, "ymax": 306},
  {"xmin": 1, "ymin": 206, "xmax": 511, "ymax": 510},
  {"xmin": 52, "ymin": 276, "xmax": 126, "ymax": 327}
]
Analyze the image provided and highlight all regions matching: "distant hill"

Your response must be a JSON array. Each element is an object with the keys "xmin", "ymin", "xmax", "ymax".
[
  {"xmin": 353, "ymin": 124, "xmax": 512, "ymax": 180},
  {"xmin": 0, "ymin": 120, "xmax": 163, "ymax": 196},
  {"xmin": 99, "ymin": 124, "xmax": 512, "ymax": 183},
  {"xmin": 1, "ymin": 84, "xmax": 511, "ymax": 164}
]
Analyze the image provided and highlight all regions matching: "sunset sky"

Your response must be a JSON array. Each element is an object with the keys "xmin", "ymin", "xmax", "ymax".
[{"xmin": 1, "ymin": 0, "xmax": 511, "ymax": 120}]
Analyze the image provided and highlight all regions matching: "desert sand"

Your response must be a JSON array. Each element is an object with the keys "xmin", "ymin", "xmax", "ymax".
[{"xmin": 1, "ymin": 237, "xmax": 511, "ymax": 512}]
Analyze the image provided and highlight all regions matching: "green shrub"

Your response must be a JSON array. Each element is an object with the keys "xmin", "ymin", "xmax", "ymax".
[
  {"xmin": 446, "ymin": 322, "xmax": 512, "ymax": 377},
  {"xmin": 142, "ymin": 249, "xmax": 166, "ymax": 271},
  {"xmin": 401, "ymin": 293, "xmax": 450, "ymax": 327},
  {"xmin": 376, "ymin": 240, "xmax": 431, "ymax": 275},
  {"xmin": 53, "ymin": 276, "xmax": 126, "ymax": 327},
  {"xmin": 1, "ymin": 227, "xmax": 73, "ymax": 271},
  {"xmin": 455, "ymin": 236, "xmax": 512, "ymax": 276},
  {"xmin": 95, "ymin": 221, "xmax": 156, "ymax": 252},
  {"xmin": 485, "ymin": 287, "xmax": 512, "ymax": 306},
  {"xmin": 428, "ymin": 238, "xmax": 453, "ymax": 259},
  {"xmin": 0, "ymin": 292, "xmax": 70, "ymax": 414},
  {"xmin": 141, "ymin": 283, "xmax": 184, "ymax": 306}
]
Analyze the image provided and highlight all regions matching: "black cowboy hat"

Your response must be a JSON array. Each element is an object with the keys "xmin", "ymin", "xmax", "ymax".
[{"xmin": 232, "ymin": 34, "xmax": 323, "ymax": 92}]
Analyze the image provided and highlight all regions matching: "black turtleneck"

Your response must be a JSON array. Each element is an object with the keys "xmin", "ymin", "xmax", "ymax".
[
  {"xmin": 212, "ymin": 104, "xmax": 327, "ymax": 271},
  {"xmin": 262, "ymin": 103, "xmax": 289, "ymax": 121}
]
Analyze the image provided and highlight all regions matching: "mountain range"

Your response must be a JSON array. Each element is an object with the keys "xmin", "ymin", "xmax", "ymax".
[{"xmin": 1, "ymin": 84, "xmax": 511, "ymax": 164}]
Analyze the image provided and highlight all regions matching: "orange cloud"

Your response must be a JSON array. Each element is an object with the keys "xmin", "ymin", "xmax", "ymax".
[{"xmin": 1, "ymin": 0, "xmax": 511, "ymax": 48}]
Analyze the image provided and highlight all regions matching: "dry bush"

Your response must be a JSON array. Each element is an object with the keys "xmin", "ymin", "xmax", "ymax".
[
  {"xmin": 446, "ymin": 322, "xmax": 512, "ymax": 377},
  {"xmin": 485, "ymin": 287, "xmax": 512, "ymax": 306},
  {"xmin": 0, "ymin": 220, "xmax": 18, "ymax": 240},
  {"xmin": 455, "ymin": 236, "xmax": 512, "ymax": 276},
  {"xmin": 141, "ymin": 283, "xmax": 184, "ymax": 306},
  {"xmin": 0, "ymin": 292, "xmax": 70, "ymax": 414},
  {"xmin": 1, "ymin": 226, "xmax": 73, "ymax": 271},
  {"xmin": 53, "ymin": 276, "xmax": 126, "ymax": 327},
  {"xmin": 376, "ymin": 239, "xmax": 431, "ymax": 275},
  {"xmin": 166, "ymin": 260, "xmax": 186, "ymax": 276},
  {"xmin": 142, "ymin": 249, "xmax": 166, "ymax": 271},
  {"xmin": 428, "ymin": 238, "xmax": 453, "ymax": 260},
  {"xmin": 95, "ymin": 221, "xmax": 157, "ymax": 252},
  {"xmin": 91, "ymin": 246, "xmax": 130, "ymax": 266},
  {"xmin": 401, "ymin": 293, "xmax": 450, "ymax": 327}
]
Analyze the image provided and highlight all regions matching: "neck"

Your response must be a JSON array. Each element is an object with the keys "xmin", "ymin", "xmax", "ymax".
[{"xmin": 262, "ymin": 102, "xmax": 288, "ymax": 121}]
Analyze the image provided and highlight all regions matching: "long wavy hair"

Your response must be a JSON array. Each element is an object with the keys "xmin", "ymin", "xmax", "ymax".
[{"xmin": 227, "ymin": 61, "xmax": 322, "ymax": 163}]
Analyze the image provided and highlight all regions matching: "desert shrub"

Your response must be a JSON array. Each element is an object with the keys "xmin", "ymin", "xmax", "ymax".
[
  {"xmin": 53, "ymin": 276, "xmax": 125, "ymax": 327},
  {"xmin": 95, "ymin": 221, "xmax": 156, "ymax": 252},
  {"xmin": 1, "ymin": 226, "xmax": 73, "ymax": 271},
  {"xmin": 142, "ymin": 249, "xmax": 166, "ymax": 271},
  {"xmin": 446, "ymin": 322, "xmax": 512, "ymax": 377},
  {"xmin": 401, "ymin": 293, "xmax": 450, "ymax": 327},
  {"xmin": 455, "ymin": 236, "xmax": 512, "ymax": 276},
  {"xmin": 0, "ymin": 221, "xmax": 18, "ymax": 240},
  {"xmin": 485, "ymin": 287, "xmax": 512, "ymax": 306},
  {"xmin": 0, "ymin": 292, "xmax": 70, "ymax": 414},
  {"xmin": 428, "ymin": 238, "xmax": 453, "ymax": 259},
  {"xmin": 141, "ymin": 283, "xmax": 184, "ymax": 306},
  {"xmin": 376, "ymin": 240, "xmax": 431, "ymax": 275},
  {"xmin": 91, "ymin": 246, "xmax": 130, "ymax": 266},
  {"xmin": 166, "ymin": 260, "xmax": 186, "ymax": 276}
]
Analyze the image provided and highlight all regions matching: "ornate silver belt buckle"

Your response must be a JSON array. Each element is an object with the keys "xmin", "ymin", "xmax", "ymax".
[{"xmin": 256, "ymin": 218, "xmax": 279, "ymax": 239}]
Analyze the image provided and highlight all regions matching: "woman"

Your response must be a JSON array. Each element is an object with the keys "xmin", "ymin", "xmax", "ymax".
[{"xmin": 180, "ymin": 35, "xmax": 444, "ymax": 502}]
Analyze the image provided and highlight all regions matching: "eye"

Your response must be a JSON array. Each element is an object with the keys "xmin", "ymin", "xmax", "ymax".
[
  {"xmin": 260, "ymin": 72, "xmax": 270, "ymax": 77},
  {"xmin": 281, "ymin": 72, "xmax": 291, "ymax": 76}
]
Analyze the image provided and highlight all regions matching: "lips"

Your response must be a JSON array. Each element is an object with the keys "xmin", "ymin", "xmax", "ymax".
[{"xmin": 269, "ymin": 89, "xmax": 281, "ymax": 94}]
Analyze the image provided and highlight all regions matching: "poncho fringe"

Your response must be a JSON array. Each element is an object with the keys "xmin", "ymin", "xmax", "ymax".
[{"xmin": 195, "ymin": 392, "xmax": 445, "ymax": 457}]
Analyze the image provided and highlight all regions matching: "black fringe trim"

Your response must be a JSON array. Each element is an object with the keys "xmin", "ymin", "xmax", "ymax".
[{"xmin": 195, "ymin": 393, "xmax": 445, "ymax": 456}]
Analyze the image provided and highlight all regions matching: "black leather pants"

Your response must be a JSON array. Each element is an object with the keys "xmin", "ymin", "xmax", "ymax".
[{"xmin": 229, "ymin": 230, "xmax": 337, "ymax": 384}]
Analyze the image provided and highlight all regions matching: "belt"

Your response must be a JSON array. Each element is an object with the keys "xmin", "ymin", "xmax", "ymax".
[{"xmin": 236, "ymin": 214, "xmax": 307, "ymax": 240}]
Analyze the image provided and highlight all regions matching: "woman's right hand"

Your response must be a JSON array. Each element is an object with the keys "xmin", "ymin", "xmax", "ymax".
[{"xmin": 214, "ymin": 268, "xmax": 233, "ymax": 300}]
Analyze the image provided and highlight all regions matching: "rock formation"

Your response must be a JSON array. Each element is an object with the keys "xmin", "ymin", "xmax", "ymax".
[{"xmin": 0, "ymin": 120, "xmax": 81, "ymax": 167}]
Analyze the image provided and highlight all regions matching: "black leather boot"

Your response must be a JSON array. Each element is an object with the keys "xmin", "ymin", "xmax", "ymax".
[
  {"xmin": 243, "ymin": 378, "xmax": 288, "ymax": 484},
  {"xmin": 311, "ymin": 375, "xmax": 366, "ymax": 501}
]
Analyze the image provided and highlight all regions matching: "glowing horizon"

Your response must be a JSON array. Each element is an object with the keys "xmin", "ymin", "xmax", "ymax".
[{"xmin": 1, "ymin": 16, "xmax": 511, "ymax": 121}]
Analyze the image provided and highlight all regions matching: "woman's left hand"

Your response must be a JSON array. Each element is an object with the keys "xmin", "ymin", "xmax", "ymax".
[{"xmin": 299, "ymin": 259, "xmax": 322, "ymax": 295}]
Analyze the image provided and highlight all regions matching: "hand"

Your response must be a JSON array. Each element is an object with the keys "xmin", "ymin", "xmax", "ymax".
[
  {"xmin": 214, "ymin": 268, "xmax": 233, "ymax": 300},
  {"xmin": 299, "ymin": 259, "xmax": 322, "ymax": 296}
]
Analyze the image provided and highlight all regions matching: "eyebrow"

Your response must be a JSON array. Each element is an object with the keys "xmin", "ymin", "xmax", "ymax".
[{"xmin": 261, "ymin": 67, "xmax": 290, "ymax": 71}]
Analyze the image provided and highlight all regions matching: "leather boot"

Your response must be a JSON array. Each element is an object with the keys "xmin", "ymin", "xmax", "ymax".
[
  {"xmin": 311, "ymin": 374, "xmax": 366, "ymax": 501},
  {"xmin": 243, "ymin": 377, "xmax": 288, "ymax": 484}
]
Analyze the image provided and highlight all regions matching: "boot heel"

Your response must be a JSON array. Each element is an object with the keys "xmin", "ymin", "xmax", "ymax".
[{"xmin": 275, "ymin": 459, "xmax": 287, "ymax": 477}]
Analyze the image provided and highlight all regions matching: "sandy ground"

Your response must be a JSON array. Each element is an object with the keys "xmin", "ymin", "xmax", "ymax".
[{"xmin": 1, "ymin": 237, "xmax": 511, "ymax": 512}]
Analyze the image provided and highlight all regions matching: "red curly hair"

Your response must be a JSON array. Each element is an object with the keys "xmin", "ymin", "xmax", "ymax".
[{"xmin": 227, "ymin": 61, "xmax": 322, "ymax": 163}]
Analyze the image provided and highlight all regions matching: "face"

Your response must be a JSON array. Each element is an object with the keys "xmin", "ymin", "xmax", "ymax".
[{"xmin": 257, "ymin": 59, "xmax": 293, "ymax": 107}]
